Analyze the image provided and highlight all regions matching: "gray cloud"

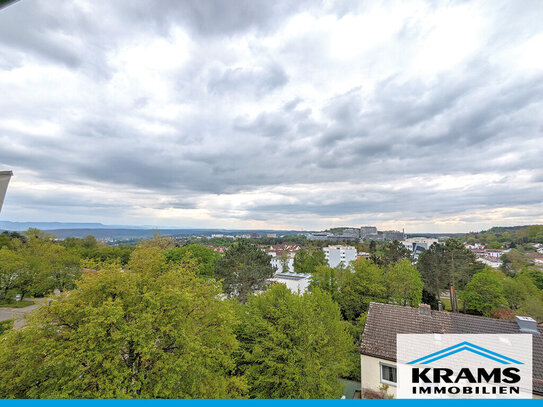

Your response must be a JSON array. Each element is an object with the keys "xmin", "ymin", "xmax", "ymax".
[
  {"xmin": 0, "ymin": 0, "xmax": 542, "ymax": 230},
  {"xmin": 208, "ymin": 63, "xmax": 288, "ymax": 96}
]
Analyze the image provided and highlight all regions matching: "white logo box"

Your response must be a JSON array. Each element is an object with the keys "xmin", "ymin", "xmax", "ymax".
[{"xmin": 397, "ymin": 334, "xmax": 532, "ymax": 399}]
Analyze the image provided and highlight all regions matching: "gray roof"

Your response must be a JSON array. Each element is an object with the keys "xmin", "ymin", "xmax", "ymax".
[
  {"xmin": 360, "ymin": 302, "xmax": 543, "ymax": 395},
  {"xmin": 0, "ymin": 170, "xmax": 13, "ymax": 176}
]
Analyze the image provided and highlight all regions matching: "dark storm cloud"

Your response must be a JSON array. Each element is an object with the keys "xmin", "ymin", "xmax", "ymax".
[{"xmin": 0, "ymin": 0, "xmax": 542, "ymax": 229}]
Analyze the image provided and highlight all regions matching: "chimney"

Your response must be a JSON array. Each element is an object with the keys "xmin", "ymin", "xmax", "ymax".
[
  {"xmin": 515, "ymin": 316, "xmax": 540, "ymax": 334},
  {"xmin": 419, "ymin": 303, "xmax": 431, "ymax": 316}
]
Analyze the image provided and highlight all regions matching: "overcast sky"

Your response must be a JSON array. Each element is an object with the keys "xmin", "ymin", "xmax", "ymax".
[{"xmin": 1, "ymin": 0, "xmax": 542, "ymax": 232}]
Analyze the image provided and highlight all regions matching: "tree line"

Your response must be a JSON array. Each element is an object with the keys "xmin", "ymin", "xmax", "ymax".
[{"xmin": 462, "ymin": 224, "xmax": 543, "ymax": 246}]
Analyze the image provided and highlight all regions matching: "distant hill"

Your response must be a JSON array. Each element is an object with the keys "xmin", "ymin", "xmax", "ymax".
[
  {"xmin": 0, "ymin": 221, "xmax": 146, "ymax": 231},
  {"xmin": 463, "ymin": 225, "xmax": 543, "ymax": 245},
  {"xmin": 0, "ymin": 222, "xmax": 305, "ymax": 240},
  {"xmin": 483, "ymin": 225, "xmax": 533, "ymax": 234},
  {"xmin": 45, "ymin": 228, "xmax": 304, "ymax": 240}
]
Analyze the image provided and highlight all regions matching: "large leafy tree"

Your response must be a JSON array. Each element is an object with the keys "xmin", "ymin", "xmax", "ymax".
[
  {"xmin": 235, "ymin": 284, "xmax": 352, "ymax": 398},
  {"xmin": 337, "ymin": 258, "xmax": 387, "ymax": 321},
  {"xmin": 293, "ymin": 249, "xmax": 326, "ymax": 274},
  {"xmin": 309, "ymin": 264, "xmax": 348, "ymax": 301},
  {"xmin": 214, "ymin": 241, "xmax": 275, "ymax": 303},
  {"xmin": 0, "ymin": 247, "xmax": 24, "ymax": 299},
  {"xmin": 503, "ymin": 276, "xmax": 530, "ymax": 310},
  {"xmin": 381, "ymin": 240, "xmax": 412, "ymax": 266},
  {"xmin": 62, "ymin": 236, "xmax": 134, "ymax": 265},
  {"xmin": 165, "ymin": 244, "xmax": 220, "ymax": 278},
  {"xmin": 0, "ymin": 260, "xmax": 246, "ymax": 398},
  {"xmin": 385, "ymin": 259, "xmax": 423, "ymax": 307},
  {"xmin": 0, "ymin": 233, "xmax": 82, "ymax": 299},
  {"xmin": 501, "ymin": 249, "xmax": 532, "ymax": 275},
  {"xmin": 417, "ymin": 239, "xmax": 482, "ymax": 309},
  {"xmin": 519, "ymin": 267, "xmax": 543, "ymax": 290},
  {"xmin": 0, "ymin": 232, "xmax": 13, "ymax": 249},
  {"xmin": 460, "ymin": 268, "xmax": 506, "ymax": 316},
  {"xmin": 417, "ymin": 242, "xmax": 447, "ymax": 299}
]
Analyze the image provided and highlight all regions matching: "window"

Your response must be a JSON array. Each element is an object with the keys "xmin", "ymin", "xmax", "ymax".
[{"xmin": 380, "ymin": 363, "xmax": 397, "ymax": 385}]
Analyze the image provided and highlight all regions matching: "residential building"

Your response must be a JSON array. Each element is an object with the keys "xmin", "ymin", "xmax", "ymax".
[
  {"xmin": 467, "ymin": 247, "xmax": 510, "ymax": 269},
  {"xmin": 264, "ymin": 244, "xmax": 301, "ymax": 273},
  {"xmin": 269, "ymin": 272, "xmax": 311, "ymax": 294},
  {"xmin": 360, "ymin": 302, "xmax": 543, "ymax": 399},
  {"xmin": 269, "ymin": 254, "xmax": 295, "ymax": 273},
  {"xmin": 465, "ymin": 243, "xmax": 485, "ymax": 250},
  {"xmin": 476, "ymin": 256, "xmax": 503, "ymax": 269},
  {"xmin": 486, "ymin": 249, "xmax": 507, "ymax": 258},
  {"xmin": 401, "ymin": 237, "xmax": 439, "ymax": 259},
  {"xmin": 323, "ymin": 245, "xmax": 357, "ymax": 268},
  {"xmin": 0, "ymin": 170, "xmax": 12, "ymax": 214}
]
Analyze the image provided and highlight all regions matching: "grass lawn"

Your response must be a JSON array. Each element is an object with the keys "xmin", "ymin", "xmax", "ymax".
[
  {"xmin": 0, "ymin": 299, "xmax": 35, "ymax": 308},
  {"xmin": 440, "ymin": 297, "xmax": 465, "ymax": 311}
]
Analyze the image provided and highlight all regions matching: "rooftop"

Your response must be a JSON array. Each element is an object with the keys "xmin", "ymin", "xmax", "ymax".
[
  {"xmin": 272, "ymin": 272, "xmax": 311, "ymax": 281},
  {"xmin": 361, "ymin": 302, "xmax": 543, "ymax": 395}
]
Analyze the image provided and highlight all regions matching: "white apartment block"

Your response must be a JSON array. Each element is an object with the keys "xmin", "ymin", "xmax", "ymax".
[
  {"xmin": 270, "ymin": 256, "xmax": 295, "ymax": 273},
  {"xmin": 264, "ymin": 244, "xmax": 300, "ymax": 273},
  {"xmin": 323, "ymin": 245, "xmax": 357, "ymax": 268},
  {"xmin": 269, "ymin": 272, "xmax": 311, "ymax": 294}
]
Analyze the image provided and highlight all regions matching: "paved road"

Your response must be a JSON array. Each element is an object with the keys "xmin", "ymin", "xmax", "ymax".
[{"xmin": 0, "ymin": 298, "xmax": 49, "ymax": 328}]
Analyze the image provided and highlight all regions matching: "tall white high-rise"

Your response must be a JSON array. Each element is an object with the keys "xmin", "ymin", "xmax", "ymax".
[{"xmin": 323, "ymin": 245, "xmax": 358, "ymax": 268}]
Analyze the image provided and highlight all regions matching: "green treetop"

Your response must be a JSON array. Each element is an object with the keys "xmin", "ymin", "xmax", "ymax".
[
  {"xmin": 338, "ymin": 258, "xmax": 387, "ymax": 321},
  {"xmin": 165, "ymin": 244, "xmax": 220, "ymax": 278},
  {"xmin": 234, "ymin": 284, "xmax": 352, "ymax": 398},
  {"xmin": 0, "ymin": 259, "xmax": 246, "ymax": 398},
  {"xmin": 214, "ymin": 241, "xmax": 275, "ymax": 303},
  {"xmin": 293, "ymin": 248, "xmax": 326, "ymax": 274},
  {"xmin": 385, "ymin": 258, "xmax": 423, "ymax": 307},
  {"xmin": 460, "ymin": 268, "xmax": 507, "ymax": 316}
]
